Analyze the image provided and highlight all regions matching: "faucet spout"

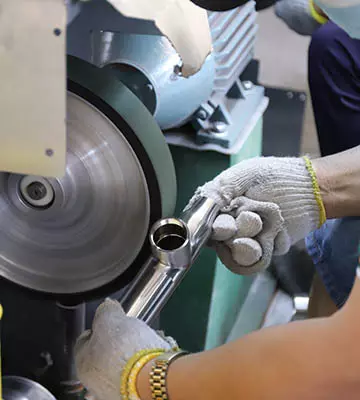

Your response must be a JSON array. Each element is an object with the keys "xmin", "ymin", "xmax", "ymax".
[{"xmin": 121, "ymin": 197, "xmax": 220, "ymax": 323}]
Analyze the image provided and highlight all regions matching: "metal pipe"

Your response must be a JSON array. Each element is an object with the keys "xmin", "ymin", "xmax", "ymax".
[
  {"xmin": 57, "ymin": 302, "xmax": 86, "ymax": 398},
  {"xmin": 121, "ymin": 197, "xmax": 220, "ymax": 323}
]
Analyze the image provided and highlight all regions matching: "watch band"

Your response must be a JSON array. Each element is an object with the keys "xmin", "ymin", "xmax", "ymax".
[{"xmin": 150, "ymin": 351, "xmax": 188, "ymax": 400}]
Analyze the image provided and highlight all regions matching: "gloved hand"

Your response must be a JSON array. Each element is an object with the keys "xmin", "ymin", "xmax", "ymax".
[
  {"xmin": 188, "ymin": 156, "xmax": 325, "ymax": 274},
  {"xmin": 275, "ymin": 0, "xmax": 327, "ymax": 36},
  {"xmin": 75, "ymin": 299, "xmax": 177, "ymax": 400}
]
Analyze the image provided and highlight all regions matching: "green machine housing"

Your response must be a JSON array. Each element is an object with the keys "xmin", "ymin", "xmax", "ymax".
[{"xmin": 161, "ymin": 102, "xmax": 269, "ymax": 352}]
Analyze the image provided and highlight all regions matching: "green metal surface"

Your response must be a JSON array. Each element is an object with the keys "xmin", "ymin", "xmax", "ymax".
[
  {"xmin": 225, "ymin": 272, "xmax": 277, "ymax": 344},
  {"xmin": 205, "ymin": 262, "xmax": 254, "ymax": 349},
  {"xmin": 161, "ymin": 119, "xmax": 263, "ymax": 352},
  {"xmin": 206, "ymin": 119, "xmax": 264, "ymax": 349},
  {"xmin": 67, "ymin": 56, "xmax": 176, "ymax": 217}
]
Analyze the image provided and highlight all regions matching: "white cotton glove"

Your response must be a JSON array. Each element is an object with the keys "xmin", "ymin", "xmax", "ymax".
[
  {"xmin": 187, "ymin": 157, "xmax": 323, "ymax": 275},
  {"xmin": 75, "ymin": 299, "xmax": 177, "ymax": 400},
  {"xmin": 275, "ymin": 0, "xmax": 326, "ymax": 36}
]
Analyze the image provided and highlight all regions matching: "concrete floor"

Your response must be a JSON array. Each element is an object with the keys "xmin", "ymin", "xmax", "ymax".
[{"xmin": 255, "ymin": 6, "xmax": 320, "ymax": 157}]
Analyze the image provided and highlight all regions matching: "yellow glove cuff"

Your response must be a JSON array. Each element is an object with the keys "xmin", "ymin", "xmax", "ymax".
[
  {"xmin": 309, "ymin": 0, "xmax": 328, "ymax": 25},
  {"xmin": 303, "ymin": 156, "xmax": 326, "ymax": 227}
]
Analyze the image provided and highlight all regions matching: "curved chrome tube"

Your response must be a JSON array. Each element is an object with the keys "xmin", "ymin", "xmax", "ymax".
[{"xmin": 121, "ymin": 197, "xmax": 220, "ymax": 323}]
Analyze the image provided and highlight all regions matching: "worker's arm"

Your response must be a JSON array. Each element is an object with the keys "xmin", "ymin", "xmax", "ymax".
[
  {"xmin": 313, "ymin": 145, "xmax": 360, "ymax": 219},
  {"xmin": 138, "ymin": 316, "xmax": 358, "ymax": 399},
  {"xmin": 188, "ymin": 145, "xmax": 360, "ymax": 275},
  {"xmin": 137, "ymin": 279, "xmax": 360, "ymax": 400},
  {"xmin": 76, "ymin": 279, "xmax": 360, "ymax": 400}
]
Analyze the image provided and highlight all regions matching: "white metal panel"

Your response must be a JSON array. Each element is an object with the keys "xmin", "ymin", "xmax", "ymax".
[{"xmin": 0, "ymin": 0, "xmax": 66, "ymax": 177}]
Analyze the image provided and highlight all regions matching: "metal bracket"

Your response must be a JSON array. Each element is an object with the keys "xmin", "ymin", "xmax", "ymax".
[{"xmin": 194, "ymin": 80, "xmax": 265, "ymax": 148}]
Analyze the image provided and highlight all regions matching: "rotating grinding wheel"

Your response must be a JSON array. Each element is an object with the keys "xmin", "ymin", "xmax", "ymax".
[{"xmin": 0, "ymin": 56, "xmax": 176, "ymax": 299}]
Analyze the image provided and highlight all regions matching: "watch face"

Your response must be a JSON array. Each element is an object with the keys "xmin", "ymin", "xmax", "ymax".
[{"xmin": 190, "ymin": 0, "xmax": 248, "ymax": 11}]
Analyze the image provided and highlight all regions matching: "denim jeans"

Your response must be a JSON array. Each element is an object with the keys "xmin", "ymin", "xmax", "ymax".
[{"xmin": 306, "ymin": 218, "xmax": 360, "ymax": 307}]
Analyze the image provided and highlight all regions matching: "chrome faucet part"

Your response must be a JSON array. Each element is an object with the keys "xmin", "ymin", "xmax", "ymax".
[
  {"xmin": 181, "ymin": 197, "xmax": 221, "ymax": 262},
  {"xmin": 150, "ymin": 218, "xmax": 191, "ymax": 269},
  {"xmin": 121, "ymin": 197, "xmax": 220, "ymax": 323}
]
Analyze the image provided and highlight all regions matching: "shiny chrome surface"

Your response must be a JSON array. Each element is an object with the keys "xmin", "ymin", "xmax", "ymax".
[
  {"xmin": 181, "ymin": 197, "xmax": 221, "ymax": 261},
  {"xmin": 57, "ymin": 303, "xmax": 86, "ymax": 391},
  {"xmin": 3, "ymin": 376, "xmax": 56, "ymax": 400},
  {"xmin": 150, "ymin": 218, "xmax": 190, "ymax": 269},
  {"xmin": 122, "ymin": 197, "xmax": 220, "ymax": 323},
  {"xmin": 91, "ymin": 32, "xmax": 215, "ymax": 130},
  {"xmin": 0, "ymin": 92, "xmax": 150, "ymax": 293},
  {"xmin": 121, "ymin": 258, "xmax": 181, "ymax": 323}
]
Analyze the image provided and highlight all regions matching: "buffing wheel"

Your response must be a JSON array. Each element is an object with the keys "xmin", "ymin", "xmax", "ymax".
[
  {"xmin": 2, "ymin": 376, "xmax": 56, "ymax": 400},
  {"xmin": 0, "ymin": 57, "xmax": 176, "ymax": 297}
]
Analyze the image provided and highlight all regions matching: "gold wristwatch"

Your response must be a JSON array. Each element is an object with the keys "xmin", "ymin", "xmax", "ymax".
[{"xmin": 150, "ymin": 351, "xmax": 188, "ymax": 400}]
